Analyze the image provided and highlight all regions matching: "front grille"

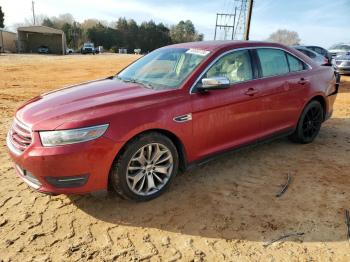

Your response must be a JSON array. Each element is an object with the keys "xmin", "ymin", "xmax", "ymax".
[{"xmin": 9, "ymin": 119, "xmax": 32, "ymax": 153}]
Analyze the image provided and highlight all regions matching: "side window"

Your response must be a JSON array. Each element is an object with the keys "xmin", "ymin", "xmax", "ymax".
[
  {"xmin": 314, "ymin": 47, "xmax": 323, "ymax": 55},
  {"xmin": 205, "ymin": 50, "xmax": 253, "ymax": 84},
  {"xmin": 257, "ymin": 49, "xmax": 289, "ymax": 77},
  {"xmin": 286, "ymin": 53, "xmax": 306, "ymax": 72},
  {"xmin": 305, "ymin": 50, "xmax": 316, "ymax": 58}
]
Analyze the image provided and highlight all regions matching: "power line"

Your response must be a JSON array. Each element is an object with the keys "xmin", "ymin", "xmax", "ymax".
[{"xmin": 214, "ymin": 0, "xmax": 253, "ymax": 41}]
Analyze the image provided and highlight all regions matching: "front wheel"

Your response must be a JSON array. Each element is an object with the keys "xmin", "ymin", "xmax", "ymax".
[
  {"xmin": 289, "ymin": 100, "xmax": 324, "ymax": 144},
  {"xmin": 110, "ymin": 133, "xmax": 179, "ymax": 201}
]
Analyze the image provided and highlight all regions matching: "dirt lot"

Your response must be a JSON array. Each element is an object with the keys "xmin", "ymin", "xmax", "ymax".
[{"xmin": 0, "ymin": 54, "xmax": 350, "ymax": 261}]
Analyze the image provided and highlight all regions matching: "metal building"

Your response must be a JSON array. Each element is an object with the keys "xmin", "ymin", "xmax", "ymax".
[
  {"xmin": 17, "ymin": 26, "xmax": 66, "ymax": 55},
  {"xmin": 0, "ymin": 30, "xmax": 17, "ymax": 53}
]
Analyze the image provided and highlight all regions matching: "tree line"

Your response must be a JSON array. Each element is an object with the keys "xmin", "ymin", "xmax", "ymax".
[{"xmin": 39, "ymin": 14, "xmax": 203, "ymax": 53}]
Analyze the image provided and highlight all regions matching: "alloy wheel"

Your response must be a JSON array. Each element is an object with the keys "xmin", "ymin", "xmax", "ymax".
[
  {"xmin": 126, "ymin": 143, "xmax": 174, "ymax": 196},
  {"xmin": 302, "ymin": 106, "xmax": 323, "ymax": 139}
]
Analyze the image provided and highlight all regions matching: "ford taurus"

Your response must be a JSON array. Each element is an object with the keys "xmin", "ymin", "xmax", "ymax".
[{"xmin": 7, "ymin": 41, "xmax": 339, "ymax": 201}]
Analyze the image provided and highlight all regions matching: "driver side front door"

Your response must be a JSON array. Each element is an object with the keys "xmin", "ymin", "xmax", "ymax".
[{"xmin": 190, "ymin": 49, "xmax": 264, "ymax": 160}]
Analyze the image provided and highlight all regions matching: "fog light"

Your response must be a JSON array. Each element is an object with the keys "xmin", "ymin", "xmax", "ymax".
[{"xmin": 45, "ymin": 174, "xmax": 89, "ymax": 188}]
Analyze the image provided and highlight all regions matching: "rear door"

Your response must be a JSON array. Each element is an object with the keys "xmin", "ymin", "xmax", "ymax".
[
  {"xmin": 190, "ymin": 49, "xmax": 263, "ymax": 159},
  {"xmin": 254, "ymin": 48, "xmax": 309, "ymax": 137}
]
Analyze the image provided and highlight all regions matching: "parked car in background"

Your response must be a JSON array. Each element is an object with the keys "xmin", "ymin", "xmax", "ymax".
[
  {"xmin": 305, "ymin": 45, "xmax": 332, "ymax": 62},
  {"xmin": 328, "ymin": 43, "xmax": 350, "ymax": 58},
  {"xmin": 7, "ymin": 41, "xmax": 339, "ymax": 201},
  {"xmin": 81, "ymin": 43, "xmax": 95, "ymax": 54},
  {"xmin": 333, "ymin": 52, "xmax": 350, "ymax": 74},
  {"xmin": 95, "ymin": 46, "xmax": 104, "ymax": 54},
  {"xmin": 66, "ymin": 48, "xmax": 74, "ymax": 54},
  {"xmin": 37, "ymin": 45, "xmax": 49, "ymax": 54},
  {"xmin": 293, "ymin": 46, "xmax": 328, "ymax": 65}
]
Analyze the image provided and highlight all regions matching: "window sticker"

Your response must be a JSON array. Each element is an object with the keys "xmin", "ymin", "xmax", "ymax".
[{"xmin": 186, "ymin": 49, "xmax": 210, "ymax": 56}]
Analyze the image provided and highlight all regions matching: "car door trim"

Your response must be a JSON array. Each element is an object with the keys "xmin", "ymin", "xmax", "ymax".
[{"xmin": 189, "ymin": 46, "xmax": 312, "ymax": 94}]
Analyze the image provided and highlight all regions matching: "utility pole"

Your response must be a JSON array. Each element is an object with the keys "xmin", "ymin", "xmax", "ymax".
[
  {"xmin": 32, "ymin": 1, "xmax": 36, "ymax": 25},
  {"xmin": 244, "ymin": 0, "xmax": 253, "ymax": 40},
  {"xmin": 0, "ymin": 30, "xmax": 4, "ymax": 53}
]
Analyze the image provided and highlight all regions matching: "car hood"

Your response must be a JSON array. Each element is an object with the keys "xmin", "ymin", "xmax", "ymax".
[{"xmin": 16, "ymin": 78, "xmax": 164, "ymax": 131}]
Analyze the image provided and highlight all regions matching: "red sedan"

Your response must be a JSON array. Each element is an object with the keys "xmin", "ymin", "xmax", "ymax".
[{"xmin": 7, "ymin": 41, "xmax": 339, "ymax": 201}]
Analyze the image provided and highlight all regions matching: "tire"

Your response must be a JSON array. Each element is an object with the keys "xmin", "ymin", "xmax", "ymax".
[
  {"xmin": 289, "ymin": 100, "xmax": 324, "ymax": 144},
  {"xmin": 110, "ymin": 132, "xmax": 179, "ymax": 201}
]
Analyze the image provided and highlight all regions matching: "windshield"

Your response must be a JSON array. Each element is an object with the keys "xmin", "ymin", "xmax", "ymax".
[
  {"xmin": 117, "ymin": 48, "xmax": 210, "ymax": 89},
  {"xmin": 84, "ymin": 43, "xmax": 94, "ymax": 47}
]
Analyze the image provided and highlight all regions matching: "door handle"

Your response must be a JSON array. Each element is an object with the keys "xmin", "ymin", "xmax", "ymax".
[
  {"xmin": 244, "ymin": 88, "xmax": 259, "ymax": 96},
  {"xmin": 298, "ymin": 78, "xmax": 308, "ymax": 85}
]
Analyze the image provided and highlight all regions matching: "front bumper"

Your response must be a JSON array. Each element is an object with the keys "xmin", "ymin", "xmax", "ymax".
[{"xmin": 7, "ymin": 131, "xmax": 122, "ymax": 194}]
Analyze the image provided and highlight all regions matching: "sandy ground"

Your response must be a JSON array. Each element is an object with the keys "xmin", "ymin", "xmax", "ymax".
[{"xmin": 0, "ymin": 53, "xmax": 350, "ymax": 262}]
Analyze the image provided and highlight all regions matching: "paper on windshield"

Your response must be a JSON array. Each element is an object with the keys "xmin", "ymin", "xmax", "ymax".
[{"xmin": 186, "ymin": 49, "xmax": 210, "ymax": 56}]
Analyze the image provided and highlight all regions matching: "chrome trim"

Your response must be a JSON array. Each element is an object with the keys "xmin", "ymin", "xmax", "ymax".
[
  {"xmin": 14, "ymin": 118, "xmax": 31, "ymax": 133},
  {"xmin": 7, "ymin": 118, "xmax": 33, "ymax": 155},
  {"xmin": 6, "ymin": 132, "xmax": 23, "ymax": 155},
  {"xmin": 173, "ymin": 113, "xmax": 192, "ymax": 123},
  {"xmin": 189, "ymin": 46, "xmax": 313, "ymax": 94},
  {"xmin": 57, "ymin": 177, "xmax": 86, "ymax": 182},
  {"xmin": 15, "ymin": 165, "xmax": 41, "ymax": 190}
]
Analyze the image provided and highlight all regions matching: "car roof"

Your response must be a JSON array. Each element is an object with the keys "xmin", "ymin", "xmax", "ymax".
[
  {"xmin": 163, "ymin": 40, "xmax": 290, "ymax": 52},
  {"xmin": 293, "ymin": 46, "xmax": 320, "ymax": 54}
]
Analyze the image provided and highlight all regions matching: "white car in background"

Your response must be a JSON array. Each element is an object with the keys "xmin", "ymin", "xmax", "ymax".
[
  {"xmin": 95, "ymin": 46, "xmax": 104, "ymax": 54},
  {"xmin": 66, "ymin": 48, "xmax": 74, "ymax": 54},
  {"xmin": 328, "ymin": 43, "xmax": 350, "ymax": 58}
]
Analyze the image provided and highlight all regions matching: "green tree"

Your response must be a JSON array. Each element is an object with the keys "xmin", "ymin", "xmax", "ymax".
[
  {"xmin": 61, "ymin": 22, "xmax": 74, "ymax": 47},
  {"xmin": 86, "ymin": 23, "xmax": 121, "ymax": 50},
  {"xmin": 42, "ymin": 18, "xmax": 54, "ymax": 28},
  {"xmin": 0, "ymin": 6, "xmax": 4, "ymax": 28},
  {"xmin": 170, "ymin": 20, "xmax": 202, "ymax": 43}
]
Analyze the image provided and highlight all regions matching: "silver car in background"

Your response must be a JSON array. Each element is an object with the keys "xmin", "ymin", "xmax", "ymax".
[
  {"xmin": 328, "ymin": 43, "xmax": 350, "ymax": 58},
  {"xmin": 333, "ymin": 52, "xmax": 350, "ymax": 74}
]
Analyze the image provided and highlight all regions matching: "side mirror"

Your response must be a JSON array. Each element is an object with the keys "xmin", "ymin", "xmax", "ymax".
[{"xmin": 197, "ymin": 77, "xmax": 230, "ymax": 92}]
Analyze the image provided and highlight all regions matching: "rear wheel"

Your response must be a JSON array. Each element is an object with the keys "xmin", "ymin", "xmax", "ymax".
[
  {"xmin": 110, "ymin": 133, "xmax": 178, "ymax": 201},
  {"xmin": 289, "ymin": 100, "xmax": 324, "ymax": 144}
]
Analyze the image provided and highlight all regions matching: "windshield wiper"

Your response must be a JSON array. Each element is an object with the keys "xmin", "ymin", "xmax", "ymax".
[{"xmin": 115, "ymin": 76, "xmax": 154, "ymax": 89}]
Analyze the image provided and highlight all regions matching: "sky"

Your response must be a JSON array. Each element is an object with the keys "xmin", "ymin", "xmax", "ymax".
[{"xmin": 1, "ymin": 0, "xmax": 349, "ymax": 48}]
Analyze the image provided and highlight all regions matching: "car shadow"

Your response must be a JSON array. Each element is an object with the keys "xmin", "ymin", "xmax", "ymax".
[
  {"xmin": 339, "ymin": 75, "xmax": 350, "ymax": 93},
  {"xmin": 70, "ymin": 117, "xmax": 350, "ymax": 243}
]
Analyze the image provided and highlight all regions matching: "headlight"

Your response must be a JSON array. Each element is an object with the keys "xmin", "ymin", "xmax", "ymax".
[{"xmin": 39, "ymin": 124, "xmax": 109, "ymax": 147}]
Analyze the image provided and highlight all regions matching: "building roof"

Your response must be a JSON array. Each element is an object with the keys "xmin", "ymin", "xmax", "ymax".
[
  {"xmin": 0, "ymin": 29, "xmax": 17, "ymax": 35},
  {"xmin": 17, "ymin": 26, "xmax": 63, "ymax": 35}
]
